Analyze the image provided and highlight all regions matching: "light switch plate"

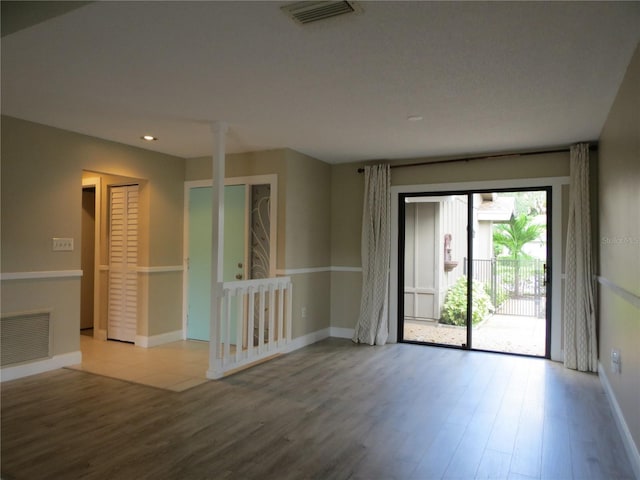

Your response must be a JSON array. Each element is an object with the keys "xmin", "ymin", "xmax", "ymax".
[
  {"xmin": 52, "ymin": 237, "xmax": 74, "ymax": 251},
  {"xmin": 611, "ymin": 348, "xmax": 621, "ymax": 374}
]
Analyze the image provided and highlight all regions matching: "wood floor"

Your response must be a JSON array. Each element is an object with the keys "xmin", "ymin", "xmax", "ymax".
[{"xmin": 1, "ymin": 338, "xmax": 634, "ymax": 480}]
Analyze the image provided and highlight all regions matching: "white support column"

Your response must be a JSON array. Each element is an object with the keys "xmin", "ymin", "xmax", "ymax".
[{"xmin": 207, "ymin": 121, "xmax": 228, "ymax": 379}]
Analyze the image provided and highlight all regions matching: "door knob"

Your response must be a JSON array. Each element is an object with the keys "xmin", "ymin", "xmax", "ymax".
[{"xmin": 235, "ymin": 273, "xmax": 243, "ymax": 280}]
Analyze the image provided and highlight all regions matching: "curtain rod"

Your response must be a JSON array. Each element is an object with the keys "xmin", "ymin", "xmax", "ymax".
[{"xmin": 356, "ymin": 144, "xmax": 598, "ymax": 173}]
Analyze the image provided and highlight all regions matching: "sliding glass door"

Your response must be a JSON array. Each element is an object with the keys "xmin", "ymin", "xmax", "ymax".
[{"xmin": 398, "ymin": 188, "xmax": 550, "ymax": 358}]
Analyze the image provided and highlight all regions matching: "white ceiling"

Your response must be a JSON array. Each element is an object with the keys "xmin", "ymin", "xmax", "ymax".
[{"xmin": 2, "ymin": 1, "xmax": 639, "ymax": 164}]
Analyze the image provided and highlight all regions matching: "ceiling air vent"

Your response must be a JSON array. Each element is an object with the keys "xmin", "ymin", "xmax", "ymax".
[{"xmin": 281, "ymin": 1, "xmax": 361, "ymax": 25}]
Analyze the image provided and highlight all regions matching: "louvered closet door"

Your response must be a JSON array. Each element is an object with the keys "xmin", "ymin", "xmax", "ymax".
[{"xmin": 108, "ymin": 185, "xmax": 138, "ymax": 342}]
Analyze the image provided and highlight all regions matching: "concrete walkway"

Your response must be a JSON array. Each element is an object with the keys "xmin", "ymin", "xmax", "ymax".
[{"xmin": 404, "ymin": 314, "xmax": 546, "ymax": 356}]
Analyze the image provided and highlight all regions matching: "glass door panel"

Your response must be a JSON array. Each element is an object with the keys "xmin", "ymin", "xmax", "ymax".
[
  {"xmin": 470, "ymin": 189, "xmax": 549, "ymax": 356},
  {"xmin": 401, "ymin": 194, "xmax": 469, "ymax": 348}
]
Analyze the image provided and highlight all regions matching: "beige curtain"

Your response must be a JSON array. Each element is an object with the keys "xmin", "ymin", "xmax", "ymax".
[
  {"xmin": 563, "ymin": 143, "xmax": 597, "ymax": 372},
  {"xmin": 353, "ymin": 164, "xmax": 391, "ymax": 345}
]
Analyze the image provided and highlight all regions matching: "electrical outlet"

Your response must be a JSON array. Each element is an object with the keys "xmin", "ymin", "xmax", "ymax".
[
  {"xmin": 52, "ymin": 237, "xmax": 74, "ymax": 251},
  {"xmin": 611, "ymin": 349, "xmax": 621, "ymax": 374},
  {"xmin": 301, "ymin": 307, "xmax": 307, "ymax": 318}
]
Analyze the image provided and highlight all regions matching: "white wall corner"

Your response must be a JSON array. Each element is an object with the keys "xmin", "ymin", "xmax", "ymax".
[
  {"xmin": 329, "ymin": 327, "xmax": 354, "ymax": 339},
  {"xmin": 550, "ymin": 348, "xmax": 564, "ymax": 363},
  {"xmin": 206, "ymin": 366, "xmax": 225, "ymax": 380},
  {"xmin": 0, "ymin": 351, "xmax": 82, "ymax": 382},
  {"xmin": 135, "ymin": 330, "xmax": 184, "ymax": 348},
  {"xmin": 598, "ymin": 361, "xmax": 640, "ymax": 480},
  {"xmin": 284, "ymin": 328, "xmax": 330, "ymax": 353},
  {"xmin": 94, "ymin": 329, "xmax": 107, "ymax": 341}
]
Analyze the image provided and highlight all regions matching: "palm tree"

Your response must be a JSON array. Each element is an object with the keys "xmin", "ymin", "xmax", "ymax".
[{"xmin": 493, "ymin": 213, "xmax": 544, "ymax": 296}]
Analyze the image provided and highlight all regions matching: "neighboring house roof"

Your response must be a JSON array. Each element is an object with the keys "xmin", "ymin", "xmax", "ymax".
[{"xmin": 477, "ymin": 196, "xmax": 515, "ymax": 222}]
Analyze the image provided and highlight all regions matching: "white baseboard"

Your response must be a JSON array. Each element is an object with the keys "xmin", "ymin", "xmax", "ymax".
[
  {"xmin": 284, "ymin": 328, "xmax": 330, "ymax": 353},
  {"xmin": 206, "ymin": 328, "xmax": 331, "ymax": 379},
  {"xmin": 328, "ymin": 327, "xmax": 399, "ymax": 343},
  {"xmin": 135, "ymin": 330, "xmax": 184, "ymax": 348},
  {"xmin": 330, "ymin": 327, "xmax": 354, "ymax": 339},
  {"xmin": 598, "ymin": 361, "xmax": 640, "ymax": 480},
  {"xmin": 0, "ymin": 351, "xmax": 82, "ymax": 382}
]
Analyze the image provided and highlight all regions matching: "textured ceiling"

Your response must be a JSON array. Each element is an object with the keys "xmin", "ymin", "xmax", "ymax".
[{"xmin": 2, "ymin": 1, "xmax": 639, "ymax": 164}]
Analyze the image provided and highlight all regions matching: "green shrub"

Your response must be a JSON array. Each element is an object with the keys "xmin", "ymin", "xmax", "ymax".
[
  {"xmin": 484, "ymin": 283, "xmax": 508, "ymax": 309},
  {"xmin": 440, "ymin": 276, "xmax": 494, "ymax": 326},
  {"xmin": 493, "ymin": 288, "xmax": 509, "ymax": 309}
]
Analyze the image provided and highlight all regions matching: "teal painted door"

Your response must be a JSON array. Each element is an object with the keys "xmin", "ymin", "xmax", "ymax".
[
  {"xmin": 187, "ymin": 185, "xmax": 246, "ymax": 341},
  {"xmin": 187, "ymin": 187, "xmax": 212, "ymax": 341}
]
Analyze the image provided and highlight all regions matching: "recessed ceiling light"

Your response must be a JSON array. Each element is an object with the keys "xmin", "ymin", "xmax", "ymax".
[
  {"xmin": 141, "ymin": 135, "xmax": 157, "ymax": 141},
  {"xmin": 407, "ymin": 115, "xmax": 423, "ymax": 122}
]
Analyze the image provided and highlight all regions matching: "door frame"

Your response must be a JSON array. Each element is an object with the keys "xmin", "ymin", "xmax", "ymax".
[
  {"xmin": 81, "ymin": 176, "xmax": 102, "ymax": 338},
  {"xmin": 182, "ymin": 175, "xmax": 278, "ymax": 339},
  {"xmin": 390, "ymin": 176, "xmax": 568, "ymax": 361}
]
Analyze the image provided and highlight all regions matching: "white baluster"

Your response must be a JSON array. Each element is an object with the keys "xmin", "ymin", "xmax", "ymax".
[
  {"xmin": 277, "ymin": 281, "xmax": 285, "ymax": 346},
  {"xmin": 286, "ymin": 282, "xmax": 293, "ymax": 343},
  {"xmin": 235, "ymin": 286, "xmax": 243, "ymax": 363},
  {"xmin": 268, "ymin": 283, "xmax": 276, "ymax": 351},
  {"xmin": 247, "ymin": 285, "xmax": 255, "ymax": 360},
  {"xmin": 258, "ymin": 284, "xmax": 265, "ymax": 354},
  {"xmin": 224, "ymin": 288, "xmax": 231, "ymax": 365}
]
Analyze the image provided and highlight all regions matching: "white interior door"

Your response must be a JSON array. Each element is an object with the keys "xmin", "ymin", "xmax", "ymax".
[{"xmin": 108, "ymin": 185, "xmax": 138, "ymax": 342}]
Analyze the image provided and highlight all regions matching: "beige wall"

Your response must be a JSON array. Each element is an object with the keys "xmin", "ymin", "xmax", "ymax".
[
  {"xmin": 1, "ymin": 116, "xmax": 186, "ymax": 355},
  {"xmin": 329, "ymin": 163, "xmax": 365, "ymax": 330},
  {"xmin": 331, "ymin": 163, "xmax": 365, "ymax": 268},
  {"xmin": 290, "ymin": 272, "xmax": 331, "ymax": 338},
  {"xmin": 284, "ymin": 149, "xmax": 331, "ymax": 270},
  {"xmin": 330, "ymin": 271, "xmax": 362, "ymax": 331},
  {"xmin": 1, "ymin": 279, "xmax": 81, "ymax": 356},
  {"xmin": 391, "ymin": 151, "xmax": 569, "ymax": 186},
  {"xmin": 597, "ymin": 42, "xmax": 640, "ymax": 456},
  {"xmin": 285, "ymin": 150, "xmax": 332, "ymax": 334}
]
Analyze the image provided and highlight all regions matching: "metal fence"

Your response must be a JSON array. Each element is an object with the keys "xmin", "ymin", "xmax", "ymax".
[{"xmin": 468, "ymin": 258, "xmax": 546, "ymax": 317}]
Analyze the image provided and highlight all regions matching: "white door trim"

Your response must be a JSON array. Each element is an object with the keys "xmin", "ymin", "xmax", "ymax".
[{"xmin": 82, "ymin": 176, "xmax": 102, "ymax": 339}]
